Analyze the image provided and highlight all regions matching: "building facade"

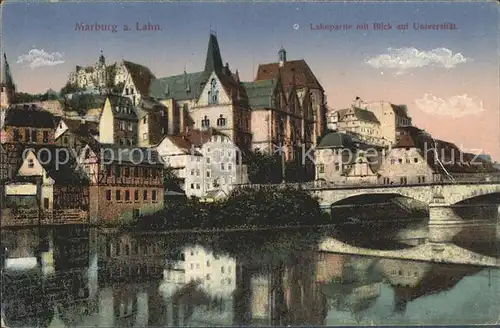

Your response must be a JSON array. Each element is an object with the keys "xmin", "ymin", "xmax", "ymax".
[
  {"xmin": 1, "ymin": 104, "xmax": 56, "ymax": 145},
  {"xmin": 155, "ymin": 128, "xmax": 248, "ymax": 199},
  {"xmin": 78, "ymin": 144, "xmax": 165, "ymax": 222},
  {"xmin": 255, "ymin": 48, "xmax": 326, "ymax": 148}
]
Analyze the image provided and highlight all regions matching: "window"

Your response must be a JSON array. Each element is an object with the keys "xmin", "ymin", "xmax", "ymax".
[
  {"xmin": 13, "ymin": 129, "xmax": 20, "ymax": 141},
  {"xmin": 196, "ymin": 169, "xmax": 200, "ymax": 176},
  {"xmin": 43, "ymin": 131, "xmax": 49, "ymax": 143},
  {"xmin": 134, "ymin": 190, "xmax": 139, "ymax": 202},
  {"xmin": 152, "ymin": 190, "xmax": 157, "ymax": 202},
  {"xmin": 334, "ymin": 163, "xmax": 340, "ymax": 171},
  {"xmin": 115, "ymin": 166, "xmax": 122, "ymax": 178},
  {"xmin": 134, "ymin": 167, "xmax": 139, "ymax": 177},
  {"xmin": 414, "ymin": 158, "xmax": 418, "ymax": 163},
  {"xmin": 63, "ymin": 136, "xmax": 68, "ymax": 145},
  {"xmin": 143, "ymin": 117, "xmax": 147, "ymax": 124},
  {"xmin": 25, "ymin": 129, "xmax": 30, "ymax": 142},
  {"xmin": 143, "ymin": 133, "xmax": 148, "ymax": 141},
  {"xmin": 116, "ymin": 190, "xmax": 122, "ymax": 201},
  {"xmin": 106, "ymin": 190, "xmax": 111, "ymax": 201},
  {"xmin": 28, "ymin": 159, "xmax": 34, "ymax": 168},
  {"xmin": 191, "ymin": 169, "xmax": 195, "ymax": 176},
  {"xmin": 206, "ymin": 171, "xmax": 211, "ymax": 178},
  {"xmin": 421, "ymin": 176, "xmax": 425, "ymax": 183},
  {"xmin": 217, "ymin": 115, "xmax": 226, "ymax": 127},
  {"xmin": 228, "ymin": 164, "xmax": 232, "ymax": 171},
  {"xmin": 221, "ymin": 266, "xmax": 225, "ymax": 274},
  {"xmin": 143, "ymin": 190, "xmax": 148, "ymax": 201},
  {"xmin": 128, "ymin": 122, "xmax": 133, "ymax": 131},
  {"xmin": 206, "ymin": 157, "xmax": 210, "ymax": 164},
  {"xmin": 220, "ymin": 163, "xmax": 225, "ymax": 170},
  {"xmin": 391, "ymin": 159, "xmax": 395, "ymax": 164},
  {"xmin": 191, "ymin": 183, "xmax": 194, "ymax": 189},
  {"xmin": 124, "ymin": 167, "xmax": 130, "ymax": 177},
  {"xmin": 207, "ymin": 260, "xmax": 210, "ymax": 267},
  {"xmin": 400, "ymin": 177, "xmax": 407, "ymax": 184},
  {"xmin": 318, "ymin": 164, "xmax": 325, "ymax": 173},
  {"xmin": 206, "ymin": 274, "xmax": 211, "ymax": 280},
  {"xmin": 125, "ymin": 190, "xmax": 130, "ymax": 201},
  {"xmin": 43, "ymin": 198, "xmax": 49, "ymax": 210},
  {"xmin": 208, "ymin": 78, "xmax": 219, "ymax": 104},
  {"xmin": 201, "ymin": 116, "xmax": 210, "ymax": 128},
  {"xmin": 406, "ymin": 158, "xmax": 410, "ymax": 163},
  {"xmin": 383, "ymin": 178, "xmax": 390, "ymax": 184},
  {"xmin": 196, "ymin": 184, "xmax": 200, "ymax": 189},
  {"xmin": 31, "ymin": 130, "xmax": 37, "ymax": 143},
  {"xmin": 398, "ymin": 158, "xmax": 403, "ymax": 164}
]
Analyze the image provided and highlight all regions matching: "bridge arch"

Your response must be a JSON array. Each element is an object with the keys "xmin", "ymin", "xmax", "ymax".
[
  {"xmin": 445, "ymin": 184, "xmax": 500, "ymax": 205},
  {"xmin": 313, "ymin": 186, "xmax": 434, "ymax": 207}
]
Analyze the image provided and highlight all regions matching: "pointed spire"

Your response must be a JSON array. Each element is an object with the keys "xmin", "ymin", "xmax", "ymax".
[
  {"xmin": 204, "ymin": 32, "xmax": 223, "ymax": 74},
  {"xmin": 1, "ymin": 53, "xmax": 15, "ymax": 89}
]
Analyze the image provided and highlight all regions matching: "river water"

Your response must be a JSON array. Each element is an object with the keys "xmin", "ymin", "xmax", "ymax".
[{"xmin": 1, "ymin": 226, "xmax": 499, "ymax": 327}]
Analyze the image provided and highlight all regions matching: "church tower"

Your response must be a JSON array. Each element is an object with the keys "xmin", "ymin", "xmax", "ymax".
[{"xmin": 1, "ymin": 53, "xmax": 16, "ymax": 109}]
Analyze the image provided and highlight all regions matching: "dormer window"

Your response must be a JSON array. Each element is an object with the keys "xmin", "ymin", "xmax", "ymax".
[
  {"xmin": 201, "ymin": 116, "xmax": 210, "ymax": 128},
  {"xmin": 217, "ymin": 115, "xmax": 226, "ymax": 127},
  {"xmin": 208, "ymin": 79, "xmax": 219, "ymax": 105},
  {"xmin": 125, "ymin": 88, "xmax": 129, "ymax": 95}
]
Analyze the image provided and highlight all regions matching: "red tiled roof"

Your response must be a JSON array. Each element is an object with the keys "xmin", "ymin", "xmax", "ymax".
[{"xmin": 255, "ymin": 60, "xmax": 323, "ymax": 91}]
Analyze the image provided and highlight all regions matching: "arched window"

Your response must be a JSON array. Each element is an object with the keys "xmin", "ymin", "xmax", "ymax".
[
  {"xmin": 201, "ymin": 116, "xmax": 210, "ymax": 128},
  {"xmin": 209, "ymin": 79, "xmax": 219, "ymax": 104},
  {"xmin": 217, "ymin": 114, "xmax": 226, "ymax": 127}
]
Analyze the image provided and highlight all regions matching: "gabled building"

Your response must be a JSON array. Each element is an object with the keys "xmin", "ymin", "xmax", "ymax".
[
  {"xmin": 78, "ymin": 143, "xmax": 164, "ymax": 222},
  {"xmin": 255, "ymin": 48, "xmax": 326, "ymax": 146},
  {"xmin": 1, "ymin": 104, "xmax": 56, "ymax": 145},
  {"xmin": 315, "ymin": 131, "xmax": 383, "ymax": 184},
  {"xmin": 155, "ymin": 128, "xmax": 248, "ymax": 199},
  {"xmin": 54, "ymin": 117, "xmax": 99, "ymax": 153},
  {"xmin": 149, "ymin": 32, "xmax": 252, "ymax": 152},
  {"xmin": 377, "ymin": 126, "xmax": 498, "ymax": 185},
  {"xmin": 120, "ymin": 61, "xmax": 156, "ymax": 106},
  {"xmin": 98, "ymin": 95, "xmax": 138, "ymax": 146},
  {"xmin": 1, "ymin": 145, "xmax": 89, "ymax": 226},
  {"xmin": 328, "ymin": 104, "xmax": 386, "ymax": 147}
]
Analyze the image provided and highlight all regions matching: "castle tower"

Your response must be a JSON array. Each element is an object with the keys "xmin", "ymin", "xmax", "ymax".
[{"xmin": 1, "ymin": 53, "xmax": 16, "ymax": 109}]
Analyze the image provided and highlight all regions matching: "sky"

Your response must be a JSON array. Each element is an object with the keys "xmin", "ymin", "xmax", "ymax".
[{"xmin": 2, "ymin": 1, "xmax": 499, "ymax": 160}]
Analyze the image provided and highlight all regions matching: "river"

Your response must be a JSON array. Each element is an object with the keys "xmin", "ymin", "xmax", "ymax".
[{"xmin": 1, "ymin": 226, "xmax": 499, "ymax": 326}]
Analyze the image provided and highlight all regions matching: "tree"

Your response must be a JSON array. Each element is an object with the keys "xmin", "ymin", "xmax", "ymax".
[
  {"xmin": 246, "ymin": 150, "xmax": 283, "ymax": 184},
  {"xmin": 60, "ymin": 82, "xmax": 83, "ymax": 96},
  {"xmin": 164, "ymin": 166, "xmax": 183, "ymax": 192}
]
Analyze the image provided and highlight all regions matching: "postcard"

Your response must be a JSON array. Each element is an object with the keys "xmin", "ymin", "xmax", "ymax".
[{"xmin": 0, "ymin": 0, "xmax": 499, "ymax": 326}]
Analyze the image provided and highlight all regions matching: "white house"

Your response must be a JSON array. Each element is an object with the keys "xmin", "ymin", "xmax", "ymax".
[{"xmin": 155, "ymin": 128, "xmax": 248, "ymax": 199}]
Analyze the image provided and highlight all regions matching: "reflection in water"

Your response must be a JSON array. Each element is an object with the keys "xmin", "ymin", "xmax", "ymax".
[{"xmin": 1, "ymin": 227, "xmax": 499, "ymax": 326}]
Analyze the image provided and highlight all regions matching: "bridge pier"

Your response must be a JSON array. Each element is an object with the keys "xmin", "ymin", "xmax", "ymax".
[{"xmin": 428, "ymin": 202, "xmax": 464, "ymax": 243}]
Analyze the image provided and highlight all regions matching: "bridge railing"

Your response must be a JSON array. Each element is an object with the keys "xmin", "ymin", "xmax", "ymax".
[{"xmin": 236, "ymin": 173, "xmax": 500, "ymax": 191}]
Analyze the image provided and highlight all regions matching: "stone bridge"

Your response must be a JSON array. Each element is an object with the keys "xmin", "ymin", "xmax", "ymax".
[
  {"xmin": 238, "ymin": 178, "xmax": 500, "ymax": 245},
  {"xmin": 239, "ymin": 179, "xmax": 500, "ymax": 208}
]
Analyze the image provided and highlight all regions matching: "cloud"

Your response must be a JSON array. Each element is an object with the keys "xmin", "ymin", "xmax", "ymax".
[
  {"xmin": 17, "ymin": 48, "xmax": 65, "ymax": 68},
  {"xmin": 365, "ymin": 47, "xmax": 469, "ymax": 73},
  {"xmin": 414, "ymin": 93, "xmax": 485, "ymax": 117}
]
